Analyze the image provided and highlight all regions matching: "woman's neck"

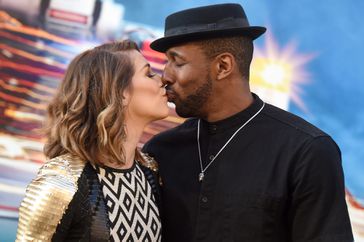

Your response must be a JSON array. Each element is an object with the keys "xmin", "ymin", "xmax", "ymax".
[
  {"xmin": 100, "ymin": 116, "xmax": 146, "ymax": 170},
  {"xmin": 115, "ymin": 118, "xmax": 146, "ymax": 169}
]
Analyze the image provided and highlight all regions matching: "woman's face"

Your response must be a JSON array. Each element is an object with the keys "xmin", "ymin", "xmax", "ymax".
[{"xmin": 124, "ymin": 50, "xmax": 169, "ymax": 123}]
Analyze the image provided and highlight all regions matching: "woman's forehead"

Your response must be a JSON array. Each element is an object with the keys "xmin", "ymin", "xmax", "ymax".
[{"xmin": 125, "ymin": 50, "xmax": 147, "ymax": 68}]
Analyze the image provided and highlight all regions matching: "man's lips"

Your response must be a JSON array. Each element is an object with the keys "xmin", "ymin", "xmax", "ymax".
[{"xmin": 166, "ymin": 90, "xmax": 176, "ymax": 102}]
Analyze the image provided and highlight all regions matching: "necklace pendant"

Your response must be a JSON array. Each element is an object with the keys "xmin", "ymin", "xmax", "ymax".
[{"xmin": 198, "ymin": 172, "xmax": 205, "ymax": 182}]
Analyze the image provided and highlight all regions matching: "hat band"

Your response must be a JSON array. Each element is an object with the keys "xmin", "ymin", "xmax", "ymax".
[{"xmin": 165, "ymin": 18, "xmax": 250, "ymax": 37}]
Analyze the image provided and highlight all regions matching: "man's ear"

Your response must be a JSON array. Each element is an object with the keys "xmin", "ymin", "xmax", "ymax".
[{"xmin": 214, "ymin": 53, "xmax": 234, "ymax": 80}]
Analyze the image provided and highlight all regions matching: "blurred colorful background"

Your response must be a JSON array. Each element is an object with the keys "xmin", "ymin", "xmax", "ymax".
[{"xmin": 1, "ymin": 0, "xmax": 363, "ymax": 241}]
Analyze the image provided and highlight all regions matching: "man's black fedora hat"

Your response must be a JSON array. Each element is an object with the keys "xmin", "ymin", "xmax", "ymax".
[{"xmin": 150, "ymin": 3, "xmax": 266, "ymax": 52}]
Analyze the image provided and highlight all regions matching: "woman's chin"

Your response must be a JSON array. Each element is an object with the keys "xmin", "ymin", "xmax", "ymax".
[
  {"xmin": 145, "ymin": 114, "xmax": 166, "ymax": 124},
  {"xmin": 159, "ymin": 112, "xmax": 169, "ymax": 121}
]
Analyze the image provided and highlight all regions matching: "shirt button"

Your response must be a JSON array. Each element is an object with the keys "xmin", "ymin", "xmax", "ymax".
[
  {"xmin": 209, "ymin": 155, "xmax": 214, "ymax": 160},
  {"xmin": 211, "ymin": 125, "xmax": 217, "ymax": 131},
  {"xmin": 201, "ymin": 196, "xmax": 208, "ymax": 203}
]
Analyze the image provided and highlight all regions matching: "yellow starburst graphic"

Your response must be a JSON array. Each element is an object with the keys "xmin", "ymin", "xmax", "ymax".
[{"xmin": 251, "ymin": 31, "xmax": 316, "ymax": 112}]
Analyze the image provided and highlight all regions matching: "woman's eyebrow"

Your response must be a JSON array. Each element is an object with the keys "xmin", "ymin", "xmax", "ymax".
[{"xmin": 140, "ymin": 63, "xmax": 150, "ymax": 72}]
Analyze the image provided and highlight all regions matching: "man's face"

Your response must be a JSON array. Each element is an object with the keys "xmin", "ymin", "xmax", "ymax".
[{"xmin": 163, "ymin": 43, "xmax": 213, "ymax": 118}]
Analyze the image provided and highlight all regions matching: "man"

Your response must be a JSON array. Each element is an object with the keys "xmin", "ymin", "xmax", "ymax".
[{"xmin": 143, "ymin": 3, "xmax": 353, "ymax": 242}]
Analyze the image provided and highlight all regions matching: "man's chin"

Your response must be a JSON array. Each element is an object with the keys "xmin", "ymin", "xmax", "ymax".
[{"xmin": 175, "ymin": 105, "xmax": 195, "ymax": 118}]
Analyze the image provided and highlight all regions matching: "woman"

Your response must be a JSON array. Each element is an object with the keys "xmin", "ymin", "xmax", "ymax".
[{"xmin": 16, "ymin": 40, "xmax": 169, "ymax": 241}]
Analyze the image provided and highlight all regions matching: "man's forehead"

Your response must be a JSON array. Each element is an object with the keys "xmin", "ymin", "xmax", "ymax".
[{"xmin": 166, "ymin": 43, "xmax": 202, "ymax": 58}]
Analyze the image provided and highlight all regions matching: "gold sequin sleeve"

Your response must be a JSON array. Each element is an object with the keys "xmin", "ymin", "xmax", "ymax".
[
  {"xmin": 139, "ymin": 151, "xmax": 159, "ymax": 173},
  {"xmin": 16, "ymin": 155, "xmax": 85, "ymax": 242},
  {"xmin": 138, "ymin": 151, "xmax": 163, "ymax": 186}
]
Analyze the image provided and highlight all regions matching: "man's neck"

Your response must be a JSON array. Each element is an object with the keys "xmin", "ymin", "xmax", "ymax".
[{"xmin": 204, "ymin": 89, "xmax": 254, "ymax": 122}]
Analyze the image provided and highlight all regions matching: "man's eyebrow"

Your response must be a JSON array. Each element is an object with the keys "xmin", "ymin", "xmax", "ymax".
[{"xmin": 167, "ymin": 50, "xmax": 186, "ymax": 61}]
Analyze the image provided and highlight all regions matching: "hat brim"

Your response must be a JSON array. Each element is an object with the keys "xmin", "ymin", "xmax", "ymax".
[{"xmin": 150, "ymin": 26, "xmax": 266, "ymax": 52}]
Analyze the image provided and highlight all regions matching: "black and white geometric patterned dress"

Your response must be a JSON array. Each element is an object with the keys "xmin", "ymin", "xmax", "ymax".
[{"xmin": 95, "ymin": 162, "xmax": 162, "ymax": 242}]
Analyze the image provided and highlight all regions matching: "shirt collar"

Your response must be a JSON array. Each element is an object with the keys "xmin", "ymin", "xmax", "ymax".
[{"xmin": 201, "ymin": 93, "xmax": 264, "ymax": 134}]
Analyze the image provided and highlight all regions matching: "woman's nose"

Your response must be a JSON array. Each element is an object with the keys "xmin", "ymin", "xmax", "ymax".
[
  {"xmin": 156, "ymin": 74, "xmax": 163, "ymax": 86},
  {"xmin": 162, "ymin": 71, "xmax": 173, "ymax": 85}
]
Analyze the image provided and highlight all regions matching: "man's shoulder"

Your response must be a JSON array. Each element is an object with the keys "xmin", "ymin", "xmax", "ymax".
[
  {"xmin": 148, "ymin": 118, "xmax": 198, "ymax": 143},
  {"xmin": 263, "ymin": 103, "xmax": 328, "ymax": 138},
  {"xmin": 142, "ymin": 118, "xmax": 197, "ymax": 155}
]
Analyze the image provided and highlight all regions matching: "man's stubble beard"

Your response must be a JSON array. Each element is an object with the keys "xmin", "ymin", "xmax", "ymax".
[{"xmin": 174, "ymin": 73, "xmax": 213, "ymax": 118}]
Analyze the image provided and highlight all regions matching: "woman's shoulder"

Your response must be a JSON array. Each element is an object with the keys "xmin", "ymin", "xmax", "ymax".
[
  {"xmin": 136, "ymin": 151, "xmax": 162, "ymax": 207},
  {"xmin": 16, "ymin": 154, "xmax": 87, "ymax": 241},
  {"xmin": 25, "ymin": 153, "xmax": 87, "ymax": 206},
  {"xmin": 137, "ymin": 151, "xmax": 158, "ymax": 173},
  {"xmin": 136, "ymin": 151, "xmax": 163, "ymax": 187},
  {"xmin": 38, "ymin": 154, "xmax": 87, "ymax": 181}
]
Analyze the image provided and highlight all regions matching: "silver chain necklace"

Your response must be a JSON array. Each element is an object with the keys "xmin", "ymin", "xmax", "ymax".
[{"xmin": 197, "ymin": 102, "xmax": 265, "ymax": 182}]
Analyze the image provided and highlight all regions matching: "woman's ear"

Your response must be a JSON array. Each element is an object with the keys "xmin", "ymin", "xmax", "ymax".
[
  {"xmin": 122, "ymin": 89, "xmax": 131, "ymax": 107},
  {"xmin": 214, "ymin": 53, "xmax": 234, "ymax": 80}
]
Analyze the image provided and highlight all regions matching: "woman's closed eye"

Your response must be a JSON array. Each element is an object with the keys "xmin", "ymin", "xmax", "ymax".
[{"xmin": 147, "ymin": 70, "xmax": 157, "ymax": 78}]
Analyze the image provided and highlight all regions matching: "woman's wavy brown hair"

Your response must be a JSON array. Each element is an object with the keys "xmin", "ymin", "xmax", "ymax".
[{"xmin": 44, "ymin": 40, "xmax": 139, "ymax": 165}]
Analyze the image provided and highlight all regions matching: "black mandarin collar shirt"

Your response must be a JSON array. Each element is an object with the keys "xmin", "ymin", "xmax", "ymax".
[{"xmin": 143, "ymin": 94, "xmax": 353, "ymax": 242}]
